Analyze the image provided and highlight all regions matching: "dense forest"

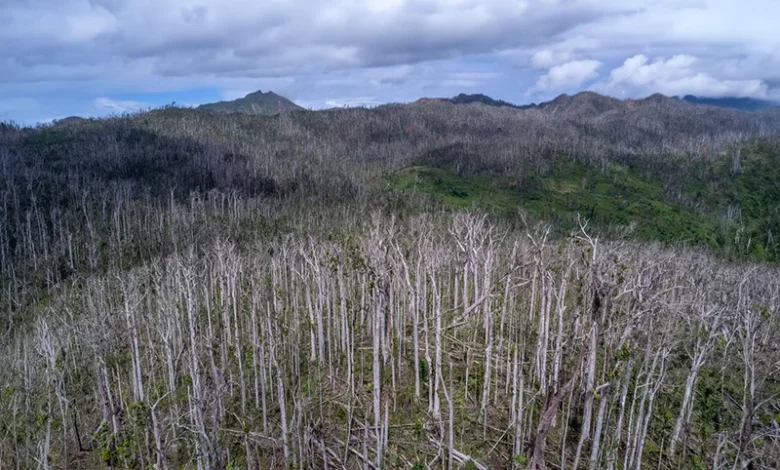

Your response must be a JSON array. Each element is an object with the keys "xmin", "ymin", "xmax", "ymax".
[{"xmin": 1, "ymin": 92, "xmax": 780, "ymax": 469}]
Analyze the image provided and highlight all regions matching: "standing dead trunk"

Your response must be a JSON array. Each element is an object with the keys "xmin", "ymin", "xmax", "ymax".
[
  {"xmin": 530, "ymin": 340, "xmax": 587, "ymax": 470},
  {"xmin": 373, "ymin": 284, "xmax": 384, "ymax": 469}
]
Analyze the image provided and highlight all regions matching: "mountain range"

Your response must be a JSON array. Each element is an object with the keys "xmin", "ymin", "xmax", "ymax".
[
  {"xmin": 434, "ymin": 92, "xmax": 779, "ymax": 112},
  {"xmin": 192, "ymin": 89, "xmax": 778, "ymax": 117}
]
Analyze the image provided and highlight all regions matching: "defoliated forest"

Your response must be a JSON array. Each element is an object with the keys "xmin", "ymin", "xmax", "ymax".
[{"xmin": 1, "ymin": 92, "xmax": 780, "ymax": 470}]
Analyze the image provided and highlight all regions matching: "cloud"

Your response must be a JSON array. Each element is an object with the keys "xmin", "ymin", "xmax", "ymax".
[
  {"xmin": 324, "ymin": 97, "xmax": 383, "ymax": 108},
  {"xmin": 594, "ymin": 54, "xmax": 770, "ymax": 98},
  {"xmin": 0, "ymin": 0, "xmax": 616, "ymax": 83},
  {"xmin": 1, "ymin": 0, "xmax": 779, "ymax": 122},
  {"xmin": 533, "ymin": 59, "xmax": 601, "ymax": 91},
  {"xmin": 93, "ymin": 97, "xmax": 147, "ymax": 114},
  {"xmin": 531, "ymin": 50, "xmax": 572, "ymax": 69}
]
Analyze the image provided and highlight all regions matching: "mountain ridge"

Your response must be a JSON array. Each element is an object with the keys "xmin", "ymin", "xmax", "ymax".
[
  {"xmin": 421, "ymin": 91, "xmax": 780, "ymax": 115},
  {"xmin": 678, "ymin": 95, "xmax": 779, "ymax": 111}
]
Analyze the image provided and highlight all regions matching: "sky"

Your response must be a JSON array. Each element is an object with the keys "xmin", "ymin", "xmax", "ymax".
[{"xmin": 2, "ymin": 0, "xmax": 780, "ymax": 125}]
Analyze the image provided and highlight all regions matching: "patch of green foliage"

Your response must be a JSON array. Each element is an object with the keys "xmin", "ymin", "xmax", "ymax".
[
  {"xmin": 682, "ymin": 142, "xmax": 780, "ymax": 260},
  {"xmin": 394, "ymin": 166, "xmax": 518, "ymax": 212},
  {"xmin": 516, "ymin": 158, "xmax": 719, "ymax": 247},
  {"xmin": 393, "ymin": 158, "xmax": 720, "ymax": 252},
  {"xmin": 393, "ymin": 143, "xmax": 780, "ymax": 261}
]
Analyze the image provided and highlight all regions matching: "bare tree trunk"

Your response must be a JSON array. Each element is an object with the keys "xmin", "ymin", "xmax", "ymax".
[
  {"xmin": 573, "ymin": 322, "xmax": 599, "ymax": 470},
  {"xmin": 607, "ymin": 358, "xmax": 634, "ymax": 470},
  {"xmin": 530, "ymin": 341, "xmax": 586, "ymax": 470},
  {"xmin": 588, "ymin": 385, "xmax": 610, "ymax": 470},
  {"xmin": 373, "ymin": 285, "xmax": 383, "ymax": 469}
]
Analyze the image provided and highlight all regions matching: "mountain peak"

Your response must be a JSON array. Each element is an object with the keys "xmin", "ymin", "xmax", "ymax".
[
  {"xmin": 641, "ymin": 93, "xmax": 674, "ymax": 103},
  {"xmin": 542, "ymin": 91, "xmax": 623, "ymax": 116},
  {"xmin": 244, "ymin": 90, "xmax": 280, "ymax": 99},
  {"xmin": 198, "ymin": 90, "xmax": 303, "ymax": 115}
]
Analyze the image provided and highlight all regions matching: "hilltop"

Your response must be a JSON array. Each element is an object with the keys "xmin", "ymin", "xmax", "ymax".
[
  {"xmin": 197, "ymin": 89, "xmax": 304, "ymax": 115},
  {"xmin": 438, "ymin": 92, "xmax": 536, "ymax": 109}
]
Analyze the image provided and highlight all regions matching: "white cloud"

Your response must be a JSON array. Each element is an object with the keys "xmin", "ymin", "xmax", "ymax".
[
  {"xmin": 0, "ymin": 0, "xmax": 615, "ymax": 83},
  {"xmin": 534, "ymin": 59, "xmax": 601, "ymax": 91},
  {"xmin": 324, "ymin": 97, "xmax": 382, "ymax": 108},
  {"xmin": 2, "ymin": 0, "xmax": 780, "ymax": 121},
  {"xmin": 595, "ymin": 54, "xmax": 770, "ymax": 98},
  {"xmin": 531, "ymin": 50, "xmax": 572, "ymax": 69},
  {"xmin": 93, "ymin": 97, "xmax": 147, "ymax": 113}
]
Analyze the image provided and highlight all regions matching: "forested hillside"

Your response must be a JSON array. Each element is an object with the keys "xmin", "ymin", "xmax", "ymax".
[{"xmin": 1, "ymin": 94, "xmax": 780, "ymax": 470}]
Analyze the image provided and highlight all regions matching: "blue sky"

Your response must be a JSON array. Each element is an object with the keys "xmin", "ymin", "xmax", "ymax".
[{"xmin": 2, "ymin": 0, "xmax": 780, "ymax": 125}]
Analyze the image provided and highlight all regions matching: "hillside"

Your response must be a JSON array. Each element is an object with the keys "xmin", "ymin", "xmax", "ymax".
[
  {"xmin": 197, "ymin": 89, "xmax": 304, "ymax": 115},
  {"xmin": 1, "ymin": 93, "xmax": 780, "ymax": 470}
]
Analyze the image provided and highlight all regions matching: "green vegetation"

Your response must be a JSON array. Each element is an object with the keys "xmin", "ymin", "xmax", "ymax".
[
  {"xmin": 685, "ymin": 141, "xmax": 780, "ymax": 260},
  {"xmin": 394, "ymin": 165, "xmax": 519, "ymax": 212},
  {"xmin": 393, "ymin": 147, "xmax": 780, "ymax": 261}
]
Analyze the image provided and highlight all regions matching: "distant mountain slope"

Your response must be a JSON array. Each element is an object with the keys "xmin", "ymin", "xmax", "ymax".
[
  {"xmin": 50, "ymin": 116, "xmax": 90, "ymax": 127},
  {"xmin": 198, "ymin": 90, "xmax": 303, "ymax": 115},
  {"xmin": 436, "ymin": 91, "xmax": 780, "ymax": 115},
  {"xmin": 539, "ymin": 91, "xmax": 624, "ymax": 116},
  {"xmin": 521, "ymin": 91, "xmax": 780, "ymax": 139},
  {"xmin": 441, "ymin": 93, "xmax": 536, "ymax": 109},
  {"xmin": 679, "ymin": 95, "xmax": 779, "ymax": 111}
]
